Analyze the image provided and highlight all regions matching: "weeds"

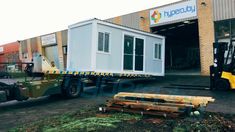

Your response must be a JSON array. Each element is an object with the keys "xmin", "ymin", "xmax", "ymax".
[{"xmin": 9, "ymin": 111, "xmax": 141, "ymax": 132}]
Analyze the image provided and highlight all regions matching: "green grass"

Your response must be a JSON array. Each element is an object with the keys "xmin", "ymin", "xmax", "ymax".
[{"xmin": 9, "ymin": 112, "xmax": 141, "ymax": 132}]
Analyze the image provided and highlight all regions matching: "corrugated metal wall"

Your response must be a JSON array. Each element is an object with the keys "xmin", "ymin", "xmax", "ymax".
[
  {"xmin": 213, "ymin": 0, "xmax": 235, "ymax": 21},
  {"xmin": 21, "ymin": 40, "xmax": 28, "ymax": 53},
  {"xmin": 106, "ymin": 12, "xmax": 141, "ymax": 30},
  {"xmin": 122, "ymin": 13, "xmax": 140, "ymax": 30},
  {"xmin": 30, "ymin": 37, "xmax": 38, "ymax": 53},
  {"xmin": 61, "ymin": 30, "xmax": 68, "ymax": 46},
  {"xmin": 105, "ymin": 18, "xmax": 113, "ymax": 23}
]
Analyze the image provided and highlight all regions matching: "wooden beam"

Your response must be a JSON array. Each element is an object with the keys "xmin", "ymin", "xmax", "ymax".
[{"xmin": 114, "ymin": 92, "xmax": 215, "ymax": 107}]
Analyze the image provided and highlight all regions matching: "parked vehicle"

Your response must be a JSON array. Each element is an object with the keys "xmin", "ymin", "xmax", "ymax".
[{"xmin": 210, "ymin": 39, "xmax": 235, "ymax": 90}]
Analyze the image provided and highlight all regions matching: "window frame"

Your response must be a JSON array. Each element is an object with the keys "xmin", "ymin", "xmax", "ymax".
[
  {"xmin": 214, "ymin": 20, "xmax": 230, "ymax": 39},
  {"xmin": 122, "ymin": 32, "xmax": 146, "ymax": 72},
  {"xmin": 97, "ymin": 31, "xmax": 111, "ymax": 54},
  {"xmin": 232, "ymin": 19, "xmax": 235, "ymax": 37},
  {"xmin": 153, "ymin": 43, "xmax": 162, "ymax": 60}
]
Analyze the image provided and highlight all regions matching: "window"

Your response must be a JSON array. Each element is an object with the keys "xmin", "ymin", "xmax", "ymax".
[
  {"xmin": 63, "ymin": 46, "xmax": 67, "ymax": 55},
  {"xmin": 22, "ymin": 53, "xmax": 28, "ymax": 59},
  {"xmin": 98, "ymin": 32, "xmax": 110, "ymax": 53},
  {"xmin": 154, "ymin": 44, "xmax": 161, "ymax": 60},
  {"xmin": 215, "ymin": 20, "xmax": 230, "ymax": 38},
  {"xmin": 0, "ymin": 47, "xmax": 3, "ymax": 53},
  {"xmin": 232, "ymin": 19, "xmax": 235, "ymax": 36}
]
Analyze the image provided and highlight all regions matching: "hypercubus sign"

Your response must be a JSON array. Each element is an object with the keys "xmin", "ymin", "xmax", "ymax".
[{"xmin": 150, "ymin": 0, "xmax": 197, "ymax": 26}]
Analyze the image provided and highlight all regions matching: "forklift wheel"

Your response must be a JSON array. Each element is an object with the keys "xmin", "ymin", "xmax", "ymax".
[{"xmin": 215, "ymin": 79, "xmax": 230, "ymax": 90}]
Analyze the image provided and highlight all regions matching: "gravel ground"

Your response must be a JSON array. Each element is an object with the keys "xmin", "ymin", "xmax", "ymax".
[{"xmin": 0, "ymin": 75, "xmax": 235, "ymax": 131}]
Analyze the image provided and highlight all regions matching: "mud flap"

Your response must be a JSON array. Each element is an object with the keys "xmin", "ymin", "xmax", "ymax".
[
  {"xmin": 0, "ymin": 91, "xmax": 7, "ymax": 102},
  {"xmin": 13, "ymin": 85, "xmax": 29, "ymax": 101}
]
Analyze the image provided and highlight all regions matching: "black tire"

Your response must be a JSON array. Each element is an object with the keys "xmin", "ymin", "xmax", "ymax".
[
  {"xmin": 61, "ymin": 77, "xmax": 70, "ymax": 97},
  {"xmin": 64, "ymin": 78, "xmax": 83, "ymax": 98},
  {"xmin": 215, "ymin": 79, "xmax": 230, "ymax": 90}
]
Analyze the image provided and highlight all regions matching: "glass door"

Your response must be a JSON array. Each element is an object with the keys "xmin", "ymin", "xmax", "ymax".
[
  {"xmin": 123, "ymin": 35, "xmax": 144, "ymax": 71},
  {"xmin": 123, "ymin": 35, "xmax": 134, "ymax": 70}
]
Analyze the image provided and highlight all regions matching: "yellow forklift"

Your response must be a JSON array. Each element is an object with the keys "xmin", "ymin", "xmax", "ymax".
[{"xmin": 210, "ymin": 40, "xmax": 235, "ymax": 90}]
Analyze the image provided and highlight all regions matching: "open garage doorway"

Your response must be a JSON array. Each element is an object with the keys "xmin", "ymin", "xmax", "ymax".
[{"xmin": 151, "ymin": 19, "xmax": 200, "ymax": 75}]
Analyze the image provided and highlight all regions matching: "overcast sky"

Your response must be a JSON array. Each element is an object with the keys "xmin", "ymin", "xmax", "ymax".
[{"xmin": 0, "ymin": 0, "xmax": 180, "ymax": 45}]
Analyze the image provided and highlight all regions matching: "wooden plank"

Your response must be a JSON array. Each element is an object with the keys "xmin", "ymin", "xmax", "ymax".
[
  {"xmin": 108, "ymin": 99, "xmax": 194, "ymax": 108},
  {"xmin": 105, "ymin": 106, "xmax": 180, "ymax": 117},
  {"xmin": 114, "ymin": 92, "xmax": 215, "ymax": 107},
  {"xmin": 107, "ymin": 100, "xmax": 188, "ymax": 113}
]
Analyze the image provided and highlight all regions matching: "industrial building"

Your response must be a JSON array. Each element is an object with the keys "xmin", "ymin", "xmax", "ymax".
[
  {"xmin": 0, "ymin": 41, "xmax": 20, "ymax": 63},
  {"xmin": 18, "ymin": 0, "xmax": 235, "ymax": 75},
  {"xmin": 19, "ymin": 30, "xmax": 68, "ymax": 70},
  {"xmin": 0, "ymin": 41, "xmax": 20, "ymax": 71}
]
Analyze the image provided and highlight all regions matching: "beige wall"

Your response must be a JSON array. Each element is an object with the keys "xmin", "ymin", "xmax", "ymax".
[{"xmin": 138, "ymin": 10, "xmax": 150, "ymax": 32}]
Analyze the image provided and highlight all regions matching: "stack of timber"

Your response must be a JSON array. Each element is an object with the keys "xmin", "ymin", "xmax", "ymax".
[{"xmin": 104, "ymin": 92, "xmax": 215, "ymax": 117}]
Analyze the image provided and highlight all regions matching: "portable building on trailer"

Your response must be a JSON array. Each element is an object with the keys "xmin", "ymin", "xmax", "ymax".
[{"xmin": 67, "ymin": 19, "xmax": 165, "ymax": 76}]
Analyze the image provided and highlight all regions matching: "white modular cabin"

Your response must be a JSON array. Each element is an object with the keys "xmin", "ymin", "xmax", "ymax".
[{"xmin": 67, "ymin": 19, "xmax": 165, "ymax": 76}]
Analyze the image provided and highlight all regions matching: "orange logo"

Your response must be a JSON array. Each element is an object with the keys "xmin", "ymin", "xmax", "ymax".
[{"xmin": 151, "ymin": 10, "xmax": 161, "ymax": 24}]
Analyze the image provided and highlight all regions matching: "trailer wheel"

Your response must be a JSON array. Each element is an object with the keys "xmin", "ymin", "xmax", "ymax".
[
  {"xmin": 65, "ymin": 79, "xmax": 83, "ymax": 98},
  {"xmin": 215, "ymin": 79, "xmax": 230, "ymax": 90}
]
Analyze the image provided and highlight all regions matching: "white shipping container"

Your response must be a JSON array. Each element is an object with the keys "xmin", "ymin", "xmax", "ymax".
[{"xmin": 67, "ymin": 19, "xmax": 165, "ymax": 76}]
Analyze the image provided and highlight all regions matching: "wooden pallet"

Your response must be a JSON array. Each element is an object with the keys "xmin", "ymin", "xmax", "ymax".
[{"xmin": 103, "ymin": 92, "xmax": 215, "ymax": 117}]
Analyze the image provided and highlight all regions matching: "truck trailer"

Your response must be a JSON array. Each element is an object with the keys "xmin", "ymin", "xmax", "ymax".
[{"xmin": 0, "ymin": 18, "xmax": 165, "ymax": 103}]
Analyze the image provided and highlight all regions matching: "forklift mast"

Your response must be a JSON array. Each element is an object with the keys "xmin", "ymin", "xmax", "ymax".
[
  {"xmin": 212, "ymin": 42, "xmax": 228, "ymax": 73},
  {"xmin": 210, "ymin": 42, "xmax": 228, "ymax": 90}
]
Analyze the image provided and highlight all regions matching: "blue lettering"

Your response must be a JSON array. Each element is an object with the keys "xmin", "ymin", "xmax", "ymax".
[{"xmin": 162, "ymin": 5, "xmax": 196, "ymax": 18}]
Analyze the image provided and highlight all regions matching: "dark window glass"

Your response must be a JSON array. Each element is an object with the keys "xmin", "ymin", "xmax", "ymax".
[
  {"xmin": 124, "ymin": 35, "xmax": 134, "ymax": 54},
  {"xmin": 98, "ymin": 32, "xmax": 104, "ymax": 51},
  {"xmin": 135, "ymin": 38, "xmax": 144, "ymax": 55},
  {"xmin": 154, "ymin": 44, "xmax": 161, "ymax": 59},
  {"xmin": 104, "ymin": 33, "xmax": 109, "ymax": 52},
  {"xmin": 135, "ymin": 56, "xmax": 143, "ymax": 71},
  {"xmin": 124, "ymin": 35, "xmax": 134, "ymax": 70},
  {"xmin": 158, "ymin": 44, "xmax": 161, "ymax": 59},
  {"xmin": 135, "ymin": 38, "xmax": 144, "ymax": 71},
  {"xmin": 232, "ymin": 19, "xmax": 235, "ymax": 36},
  {"xmin": 215, "ymin": 20, "xmax": 230, "ymax": 38},
  {"xmin": 155, "ymin": 44, "xmax": 158, "ymax": 59},
  {"xmin": 124, "ymin": 55, "xmax": 133, "ymax": 70}
]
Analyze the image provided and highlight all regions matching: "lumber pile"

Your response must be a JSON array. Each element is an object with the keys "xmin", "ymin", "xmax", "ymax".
[{"xmin": 103, "ymin": 92, "xmax": 215, "ymax": 117}]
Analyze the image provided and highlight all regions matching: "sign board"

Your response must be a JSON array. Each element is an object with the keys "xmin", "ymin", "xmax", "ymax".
[
  {"xmin": 41, "ymin": 34, "xmax": 57, "ymax": 46},
  {"xmin": 0, "ymin": 47, "xmax": 3, "ymax": 53},
  {"xmin": 150, "ymin": 0, "xmax": 197, "ymax": 26}
]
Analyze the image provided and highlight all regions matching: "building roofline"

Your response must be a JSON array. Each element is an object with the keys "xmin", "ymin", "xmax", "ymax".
[
  {"xmin": 69, "ymin": 18, "xmax": 165, "ymax": 39},
  {"xmin": 106, "ymin": 0, "xmax": 187, "ymax": 20}
]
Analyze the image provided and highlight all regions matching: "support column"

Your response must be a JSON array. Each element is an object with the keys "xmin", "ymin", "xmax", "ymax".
[
  {"xmin": 26, "ymin": 39, "xmax": 32, "ymax": 62},
  {"xmin": 36, "ymin": 37, "xmax": 43, "ymax": 55},
  {"xmin": 56, "ymin": 31, "xmax": 64, "ymax": 70},
  {"xmin": 139, "ymin": 10, "xmax": 150, "ymax": 32},
  {"xmin": 197, "ymin": 0, "xmax": 215, "ymax": 75}
]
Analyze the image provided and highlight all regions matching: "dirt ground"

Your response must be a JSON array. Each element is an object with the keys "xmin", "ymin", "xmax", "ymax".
[{"xmin": 1, "ymin": 75, "xmax": 235, "ymax": 131}]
